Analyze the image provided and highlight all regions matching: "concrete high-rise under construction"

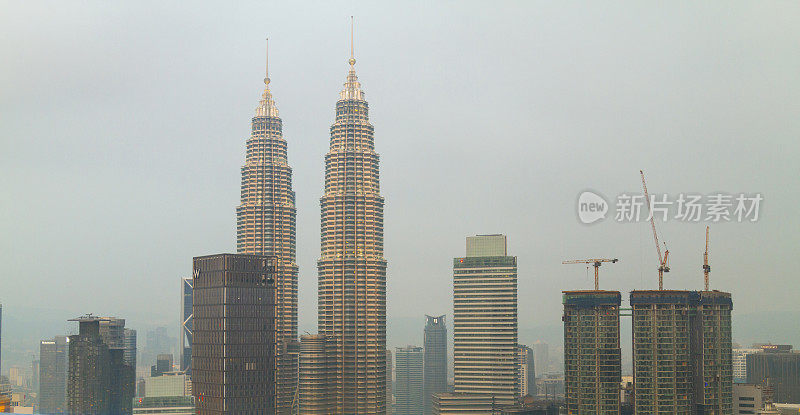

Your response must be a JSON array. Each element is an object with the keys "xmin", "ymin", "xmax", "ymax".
[
  {"xmin": 452, "ymin": 234, "xmax": 518, "ymax": 405},
  {"xmin": 316, "ymin": 23, "xmax": 388, "ymax": 414},
  {"xmin": 235, "ymin": 43, "xmax": 299, "ymax": 414},
  {"xmin": 562, "ymin": 290, "xmax": 621, "ymax": 414},
  {"xmin": 631, "ymin": 290, "xmax": 733, "ymax": 415}
]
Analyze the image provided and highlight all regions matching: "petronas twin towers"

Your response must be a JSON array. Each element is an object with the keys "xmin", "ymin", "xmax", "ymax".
[{"xmin": 236, "ymin": 29, "xmax": 387, "ymax": 414}]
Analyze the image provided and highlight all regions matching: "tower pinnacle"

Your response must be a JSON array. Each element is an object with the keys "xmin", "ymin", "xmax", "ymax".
[
  {"xmin": 264, "ymin": 38, "xmax": 270, "ymax": 86},
  {"xmin": 349, "ymin": 16, "xmax": 356, "ymax": 67},
  {"xmin": 255, "ymin": 39, "xmax": 278, "ymax": 117}
]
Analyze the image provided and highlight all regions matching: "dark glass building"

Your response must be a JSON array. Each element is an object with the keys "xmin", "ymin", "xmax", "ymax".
[
  {"xmin": 191, "ymin": 253, "xmax": 276, "ymax": 414},
  {"xmin": 67, "ymin": 315, "xmax": 135, "ymax": 415},
  {"xmin": 746, "ymin": 345, "xmax": 800, "ymax": 404},
  {"xmin": 40, "ymin": 335, "xmax": 69, "ymax": 414},
  {"xmin": 423, "ymin": 315, "xmax": 447, "ymax": 415},
  {"xmin": 181, "ymin": 277, "xmax": 193, "ymax": 373}
]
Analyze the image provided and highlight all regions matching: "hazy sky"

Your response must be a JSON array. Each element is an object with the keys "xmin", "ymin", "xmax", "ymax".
[{"xmin": 1, "ymin": 1, "xmax": 799, "ymax": 371}]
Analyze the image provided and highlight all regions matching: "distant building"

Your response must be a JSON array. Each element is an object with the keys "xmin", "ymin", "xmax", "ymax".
[
  {"xmin": 453, "ymin": 235, "xmax": 518, "ymax": 405},
  {"xmin": 517, "ymin": 345, "xmax": 535, "ymax": 398},
  {"xmin": 67, "ymin": 315, "xmax": 135, "ymax": 415},
  {"xmin": 734, "ymin": 349, "xmax": 763, "ymax": 383},
  {"xmin": 181, "ymin": 277, "xmax": 193, "ymax": 373},
  {"xmin": 747, "ymin": 345, "xmax": 800, "ymax": 404},
  {"xmin": 123, "ymin": 329, "xmax": 137, "ymax": 369},
  {"xmin": 151, "ymin": 354, "xmax": 173, "ymax": 377},
  {"xmin": 734, "ymin": 383, "xmax": 763, "ymax": 415},
  {"xmin": 396, "ymin": 346, "xmax": 424, "ymax": 415},
  {"xmin": 133, "ymin": 371, "xmax": 194, "ymax": 415},
  {"xmin": 143, "ymin": 372, "xmax": 190, "ymax": 397},
  {"xmin": 40, "ymin": 336, "xmax": 69, "ymax": 414},
  {"xmin": 533, "ymin": 342, "xmax": 549, "ymax": 378},
  {"xmin": 299, "ymin": 334, "xmax": 334, "ymax": 414},
  {"xmin": 423, "ymin": 315, "xmax": 447, "ymax": 415},
  {"xmin": 562, "ymin": 290, "xmax": 621, "ymax": 414},
  {"xmin": 191, "ymin": 253, "xmax": 276, "ymax": 415}
]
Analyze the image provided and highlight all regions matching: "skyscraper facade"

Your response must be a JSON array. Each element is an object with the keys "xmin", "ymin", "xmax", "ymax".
[
  {"xmin": 40, "ymin": 336, "xmax": 69, "ymax": 414},
  {"xmin": 631, "ymin": 290, "xmax": 695, "ymax": 414},
  {"xmin": 317, "ymin": 34, "xmax": 387, "ymax": 414},
  {"xmin": 694, "ymin": 290, "xmax": 733, "ymax": 414},
  {"xmin": 191, "ymin": 253, "xmax": 276, "ymax": 415},
  {"xmin": 423, "ymin": 315, "xmax": 447, "ymax": 415},
  {"xmin": 395, "ymin": 346, "xmax": 424, "ymax": 415},
  {"xmin": 746, "ymin": 345, "xmax": 800, "ymax": 404},
  {"xmin": 453, "ymin": 234, "xmax": 518, "ymax": 405},
  {"xmin": 517, "ymin": 344, "xmax": 535, "ymax": 398},
  {"xmin": 733, "ymin": 348, "xmax": 761, "ymax": 383},
  {"xmin": 562, "ymin": 290, "xmax": 621, "ymax": 414},
  {"xmin": 181, "ymin": 277, "xmax": 193, "ymax": 373},
  {"xmin": 236, "ymin": 45, "xmax": 299, "ymax": 414},
  {"xmin": 67, "ymin": 315, "xmax": 135, "ymax": 415},
  {"xmin": 299, "ymin": 334, "xmax": 334, "ymax": 414}
]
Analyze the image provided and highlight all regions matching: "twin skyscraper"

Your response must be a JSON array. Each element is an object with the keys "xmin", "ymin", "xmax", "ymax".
[{"xmin": 226, "ymin": 27, "xmax": 387, "ymax": 414}]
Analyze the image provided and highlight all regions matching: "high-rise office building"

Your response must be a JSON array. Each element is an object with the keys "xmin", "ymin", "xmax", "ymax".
[
  {"xmin": 517, "ymin": 345, "xmax": 535, "ymax": 398},
  {"xmin": 387, "ymin": 349, "xmax": 393, "ymax": 415},
  {"xmin": 124, "ymin": 329, "xmax": 137, "ymax": 368},
  {"xmin": 562, "ymin": 290, "xmax": 621, "ymax": 414},
  {"xmin": 317, "ymin": 27, "xmax": 387, "ymax": 414},
  {"xmin": 733, "ymin": 383, "xmax": 763, "ymax": 415},
  {"xmin": 299, "ymin": 334, "xmax": 334, "ymax": 414},
  {"xmin": 40, "ymin": 336, "xmax": 69, "ymax": 414},
  {"xmin": 746, "ymin": 345, "xmax": 800, "ymax": 404},
  {"xmin": 191, "ymin": 253, "xmax": 276, "ymax": 414},
  {"xmin": 423, "ymin": 315, "xmax": 447, "ymax": 415},
  {"xmin": 734, "ymin": 349, "xmax": 762, "ymax": 383},
  {"xmin": 453, "ymin": 234, "xmax": 518, "ymax": 405},
  {"xmin": 533, "ymin": 342, "xmax": 549, "ymax": 378},
  {"xmin": 236, "ymin": 42, "xmax": 299, "ymax": 415},
  {"xmin": 396, "ymin": 346, "xmax": 424, "ymax": 415},
  {"xmin": 152, "ymin": 354, "xmax": 173, "ymax": 377},
  {"xmin": 631, "ymin": 290, "xmax": 733, "ymax": 414},
  {"xmin": 67, "ymin": 315, "xmax": 135, "ymax": 415},
  {"xmin": 181, "ymin": 277, "xmax": 193, "ymax": 373}
]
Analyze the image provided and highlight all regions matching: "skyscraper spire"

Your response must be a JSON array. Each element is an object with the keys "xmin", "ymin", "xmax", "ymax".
[
  {"xmin": 349, "ymin": 16, "xmax": 355, "ymax": 67},
  {"xmin": 265, "ymin": 37, "xmax": 270, "ymax": 86},
  {"xmin": 256, "ymin": 38, "xmax": 278, "ymax": 117}
]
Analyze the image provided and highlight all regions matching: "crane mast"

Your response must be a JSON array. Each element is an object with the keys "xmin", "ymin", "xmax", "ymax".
[
  {"xmin": 640, "ymin": 170, "xmax": 670, "ymax": 290},
  {"xmin": 703, "ymin": 226, "xmax": 711, "ymax": 291}
]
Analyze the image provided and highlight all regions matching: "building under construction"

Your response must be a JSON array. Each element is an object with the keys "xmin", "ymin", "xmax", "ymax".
[
  {"xmin": 562, "ymin": 290, "xmax": 622, "ymax": 414},
  {"xmin": 631, "ymin": 290, "xmax": 733, "ymax": 415}
]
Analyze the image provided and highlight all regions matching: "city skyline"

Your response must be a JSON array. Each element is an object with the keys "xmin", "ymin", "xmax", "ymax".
[{"xmin": 2, "ymin": 1, "xmax": 800, "ymax": 377}]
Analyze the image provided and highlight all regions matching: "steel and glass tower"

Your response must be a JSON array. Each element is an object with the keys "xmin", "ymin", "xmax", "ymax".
[
  {"xmin": 317, "ymin": 22, "xmax": 388, "ymax": 414},
  {"xmin": 395, "ymin": 346, "xmax": 424, "ymax": 415},
  {"xmin": 423, "ymin": 315, "xmax": 447, "ymax": 415},
  {"xmin": 235, "ymin": 43, "xmax": 299, "ymax": 413}
]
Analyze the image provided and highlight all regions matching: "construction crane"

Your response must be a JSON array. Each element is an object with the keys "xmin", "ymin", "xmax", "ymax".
[
  {"xmin": 703, "ymin": 226, "xmax": 711, "ymax": 291},
  {"xmin": 562, "ymin": 258, "xmax": 619, "ymax": 290},
  {"xmin": 640, "ymin": 170, "xmax": 669, "ymax": 290}
]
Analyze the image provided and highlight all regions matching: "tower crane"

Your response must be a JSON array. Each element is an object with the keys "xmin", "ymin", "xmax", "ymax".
[
  {"xmin": 562, "ymin": 258, "xmax": 619, "ymax": 290},
  {"xmin": 703, "ymin": 226, "xmax": 711, "ymax": 291},
  {"xmin": 640, "ymin": 170, "xmax": 669, "ymax": 290}
]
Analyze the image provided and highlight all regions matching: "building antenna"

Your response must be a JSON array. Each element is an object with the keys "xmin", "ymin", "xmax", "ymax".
[
  {"xmin": 265, "ymin": 38, "xmax": 270, "ymax": 86},
  {"xmin": 349, "ymin": 16, "xmax": 356, "ymax": 67}
]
